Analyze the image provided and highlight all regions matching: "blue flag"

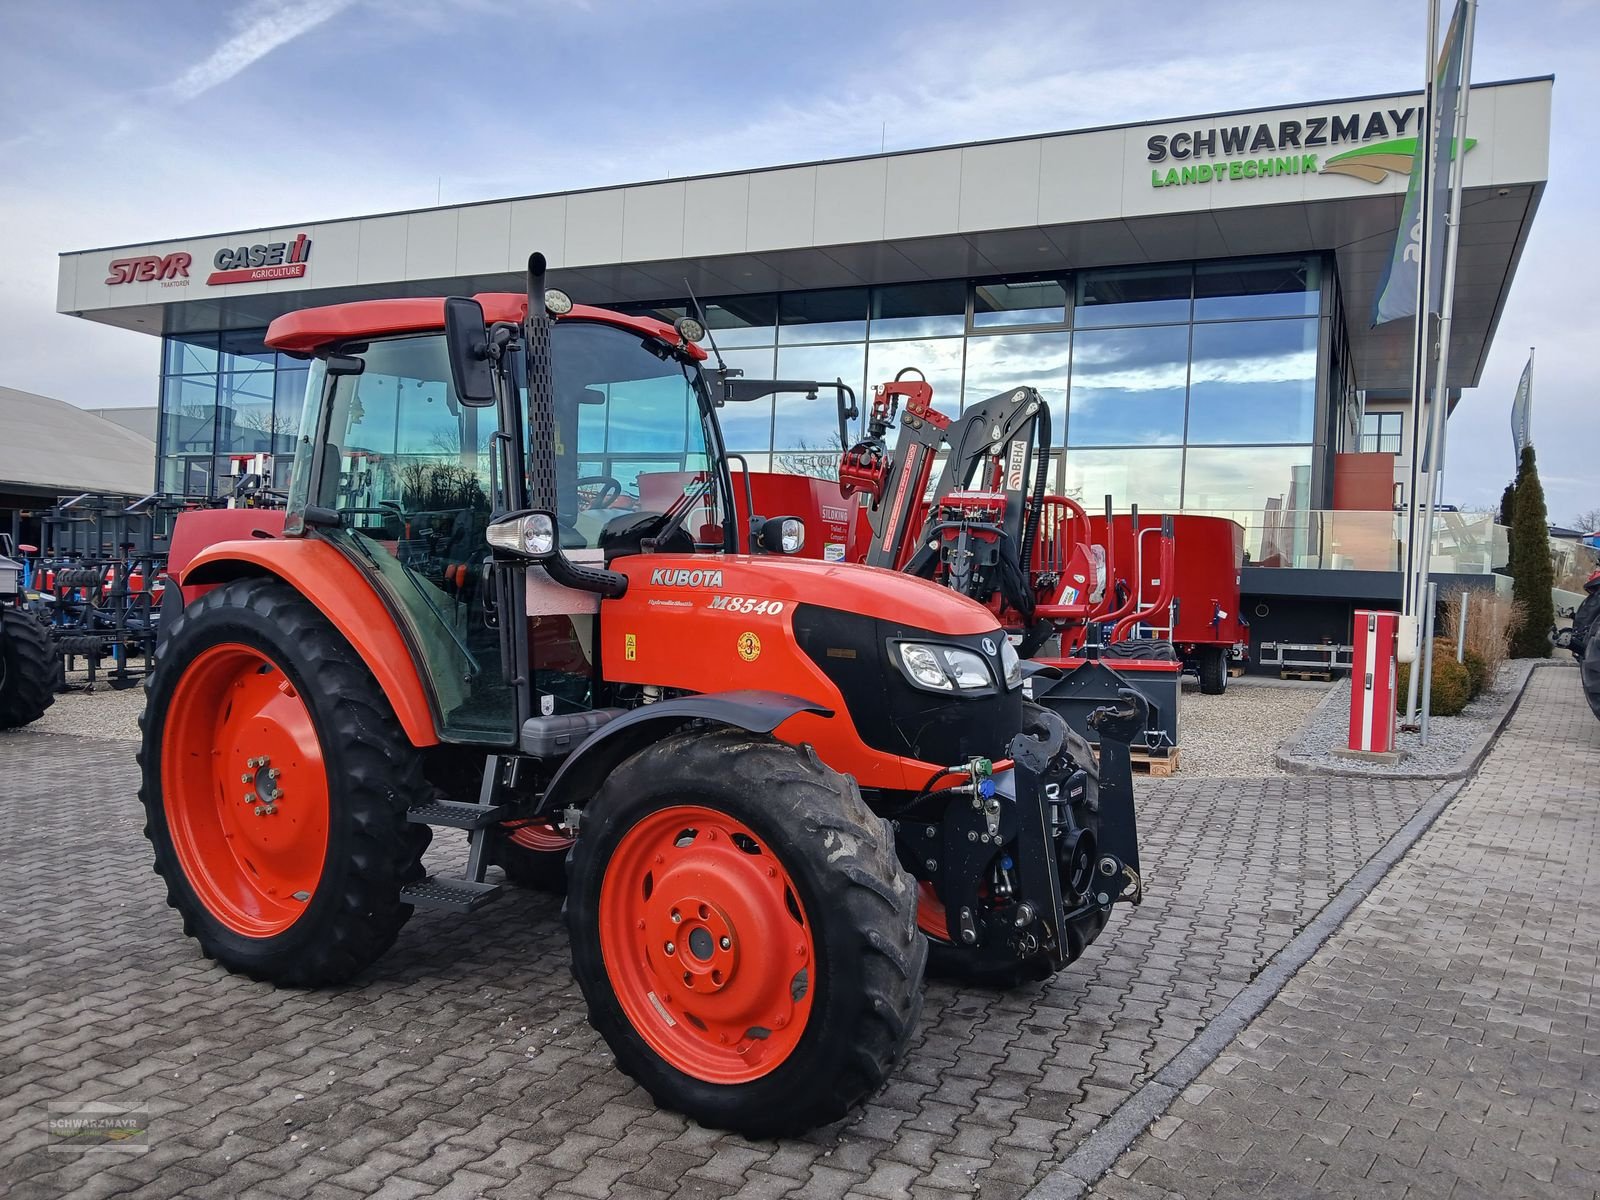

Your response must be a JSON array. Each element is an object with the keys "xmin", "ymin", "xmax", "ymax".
[{"xmin": 1373, "ymin": 1, "xmax": 1469, "ymax": 327}]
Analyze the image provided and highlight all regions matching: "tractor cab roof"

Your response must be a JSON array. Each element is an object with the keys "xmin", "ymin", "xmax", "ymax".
[{"xmin": 264, "ymin": 293, "xmax": 707, "ymax": 361}]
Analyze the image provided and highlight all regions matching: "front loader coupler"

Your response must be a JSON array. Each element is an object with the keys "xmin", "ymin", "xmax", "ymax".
[{"xmin": 897, "ymin": 698, "xmax": 1143, "ymax": 983}]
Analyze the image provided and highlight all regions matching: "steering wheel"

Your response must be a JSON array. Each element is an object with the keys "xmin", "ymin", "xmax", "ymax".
[{"xmin": 576, "ymin": 475, "xmax": 623, "ymax": 511}]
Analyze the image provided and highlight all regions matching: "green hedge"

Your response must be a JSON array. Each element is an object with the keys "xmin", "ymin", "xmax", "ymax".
[
  {"xmin": 1461, "ymin": 649, "xmax": 1490, "ymax": 698},
  {"xmin": 1395, "ymin": 639, "xmax": 1474, "ymax": 716}
]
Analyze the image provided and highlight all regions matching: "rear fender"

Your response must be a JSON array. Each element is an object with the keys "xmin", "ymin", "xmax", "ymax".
[
  {"xmin": 181, "ymin": 539, "xmax": 440, "ymax": 747},
  {"xmin": 539, "ymin": 690, "xmax": 832, "ymax": 818}
]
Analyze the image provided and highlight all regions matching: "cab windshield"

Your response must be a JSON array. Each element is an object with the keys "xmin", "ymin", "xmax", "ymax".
[{"xmin": 544, "ymin": 321, "xmax": 726, "ymax": 552}]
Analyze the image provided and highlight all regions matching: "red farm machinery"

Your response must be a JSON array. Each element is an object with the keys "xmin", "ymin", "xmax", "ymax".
[{"xmin": 722, "ymin": 369, "xmax": 1248, "ymax": 763}]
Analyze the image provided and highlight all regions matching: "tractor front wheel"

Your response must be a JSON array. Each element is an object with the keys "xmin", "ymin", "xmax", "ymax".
[
  {"xmin": 0, "ymin": 609, "xmax": 56, "ymax": 730},
  {"xmin": 566, "ymin": 728, "xmax": 924, "ymax": 1136},
  {"xmin": 138, "ymin": 577, "xmax": 429, "ymax": 985}
]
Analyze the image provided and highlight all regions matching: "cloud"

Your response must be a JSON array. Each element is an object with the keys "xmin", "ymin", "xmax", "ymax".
[{"xmin": 167, "ymin": 0, "xmax": 355, "ymax": 103}]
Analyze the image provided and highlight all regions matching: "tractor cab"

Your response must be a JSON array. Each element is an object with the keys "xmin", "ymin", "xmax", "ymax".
[{"xmin": 270, "ymin": 291, "xmax": 735, "ymax": 745}]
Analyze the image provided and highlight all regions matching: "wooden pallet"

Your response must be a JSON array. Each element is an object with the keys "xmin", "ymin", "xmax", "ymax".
[
  {"xmin": 1128, "ymin": 746, "xmax": 1181, "ymax": 777},
  {"xmin": 1228, "ymin": 665, "xmax": 1246, "ymax": 678},
  {"xmin": 1279, "ymin": 668, "xmax": 1333, "ymax": 681},
  {"xmin": 1091, "ymin": 745, "xmax": 1182, "ymax": 776}
]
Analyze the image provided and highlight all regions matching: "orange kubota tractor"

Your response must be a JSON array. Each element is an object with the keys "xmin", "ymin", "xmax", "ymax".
[{"xmin": 140, "ymin": 254, "xmax": 1145, "ymax": 1136}]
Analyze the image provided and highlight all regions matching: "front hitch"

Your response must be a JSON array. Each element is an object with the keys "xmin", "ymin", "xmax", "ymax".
[
  {"xmin": 896, "ymin": 698, "xmax": 1145, "ymax": 973},
  {"xmin": 1087, "ymin": 689, "xmax": 1146, "ymax": 903}
]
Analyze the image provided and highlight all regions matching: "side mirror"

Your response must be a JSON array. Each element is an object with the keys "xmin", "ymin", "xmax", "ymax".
[
  {"xmin": 443, "ymin": 296, "xmax": 496, "ymax": 407},
  {"xmin": 755, "ymin": 515, "xmax": 806, "ymax": 555}
]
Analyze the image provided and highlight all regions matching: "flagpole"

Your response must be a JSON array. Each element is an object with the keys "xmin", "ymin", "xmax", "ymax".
[
  {"xmin": 1416, "ymin": 0, "xmax": 1477, "ymax": 739},
  {"xmin": 1402, "ymin": 0, "xmax": 1442, "ymax": 722}
]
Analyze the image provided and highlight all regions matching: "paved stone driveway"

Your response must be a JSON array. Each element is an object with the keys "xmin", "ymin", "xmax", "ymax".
[
  {"xmin": 1, "ymin": 731, "xmax": 1436, "ymax": 1200},
  {"xmin": 1089, "ymin": 665, "xmax": 1600, "ymax": 1199}
]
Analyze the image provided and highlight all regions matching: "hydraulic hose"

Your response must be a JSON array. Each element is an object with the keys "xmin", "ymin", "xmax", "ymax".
[{"xmin": 1018, "ymin": 401, "xmax": 1051, "ymax": 599}]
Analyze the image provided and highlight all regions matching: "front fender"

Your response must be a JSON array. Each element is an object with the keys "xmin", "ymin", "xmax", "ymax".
[
  {"xmin": 539, "ymin": 690, "xmax": 832, "ymax": 817},
  {"xmin": 182, "ymin": 539, "xmax": 440, "ymax": 747}
]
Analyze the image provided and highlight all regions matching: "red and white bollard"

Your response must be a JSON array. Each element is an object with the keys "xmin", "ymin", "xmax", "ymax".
[{"xmin": 1349, "ymin": 609, "xmax": 1398, "ymax": 754}]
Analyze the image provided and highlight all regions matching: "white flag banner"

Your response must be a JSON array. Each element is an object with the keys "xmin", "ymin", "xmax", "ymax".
[{"xmin": 1510, "ymin": 350, "xmax": 1534, "ymax": 462}]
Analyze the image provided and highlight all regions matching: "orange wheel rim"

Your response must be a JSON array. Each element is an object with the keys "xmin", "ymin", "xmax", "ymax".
[
  {"xmin": 597, "ymin": 805, "xmax": 816, "ymax": 1084},
  {"xmin": 508, "ymin": 822, "xmax": 574, "ymax": 853},
  {"xmin": 917, "ymin": 881, "xmax": 952, "ymax": 942},
  {"xmin": 162, "ymin": 643, "xmax": 329, "ymax": 937}
]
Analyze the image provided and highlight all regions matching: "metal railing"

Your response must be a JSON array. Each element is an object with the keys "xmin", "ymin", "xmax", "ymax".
[{"xmin": 1179, "ymin": 508, "xmax": 1509, "ymax": 574}]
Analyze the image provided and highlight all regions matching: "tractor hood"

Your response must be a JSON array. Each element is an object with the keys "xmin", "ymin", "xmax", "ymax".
[
  {"xmin": 609, "ymin": 553, "xmax": 1000, "ymax": 637},
  {"xmin": 597, "ymin": 553, "xmax": 1018, "ymax": 789}
]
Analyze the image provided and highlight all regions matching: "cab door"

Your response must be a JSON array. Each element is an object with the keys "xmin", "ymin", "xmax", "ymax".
[{"xmin": 295, "ymin": 334, "xmax": 518, "ymax": 744}]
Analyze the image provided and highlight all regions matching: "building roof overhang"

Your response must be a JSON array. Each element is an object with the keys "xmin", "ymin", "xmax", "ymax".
[{"xmin": 57, "ymin": 78, "xmax": 1551, "ymax": 394}]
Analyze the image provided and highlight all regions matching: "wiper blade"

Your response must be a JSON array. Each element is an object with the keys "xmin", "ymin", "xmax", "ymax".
[{"xmin": 649, "ymin": 474, "xmax": 714, "ymax": 551}]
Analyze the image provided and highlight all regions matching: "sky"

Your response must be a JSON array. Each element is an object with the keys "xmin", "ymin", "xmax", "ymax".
[{"xmin": 0, "ymin": 0, "xmax": 1594, "ymax": 523}]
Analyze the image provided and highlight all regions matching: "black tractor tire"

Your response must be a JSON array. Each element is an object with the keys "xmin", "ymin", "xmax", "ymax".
[
  {"xmin": 0, "ymin": 610, "xmax": 56, "ymax": 729},
  {"xmin": 138, "ymin": 577, "xmax": 431, "ymax": 986},
  {"xmin": 1198, "ymin": 645, "xmax": 1229, "ymax": 695},
  {"xmin": 1102, "ymin": 638, "xmax": 1178, "ymax": 661},
  {"xmin": 566, "ymin": 728, "xmax": 924, "ymax": 1137},
  {"xmin": 1582, "ymin": 636, "xmax": 1600, "ymax": 722},
  {"xmin": 923, "ymin": 701, "xmax": 1109, "ymax": 990},
  {"xmin": 489, "ymin": 826, "xmax": 571, "ymax": 894}
]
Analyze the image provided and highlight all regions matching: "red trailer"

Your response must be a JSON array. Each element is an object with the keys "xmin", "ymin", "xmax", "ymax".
[{"xmin": 1086, "ymin": 513, "xmax": 1247, "ymax": 694}]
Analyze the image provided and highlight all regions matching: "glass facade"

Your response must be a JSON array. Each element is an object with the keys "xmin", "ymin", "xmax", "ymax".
[
  {"xmin": 156, "ymin": 253, "xmax": 1331, "ymax": 516},
  {"xmin": 158, "ymin": 330, "xmax": 309, "ymax": 496}
]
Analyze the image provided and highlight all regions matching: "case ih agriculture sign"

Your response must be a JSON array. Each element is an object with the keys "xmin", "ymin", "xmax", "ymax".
[
  {"xmin": 207, "ymin": 233, "xmax": 313, "ymax": 284},
  {"xmin": 105, "ymin": 234, "xmax": 313, "ymax": 287}
]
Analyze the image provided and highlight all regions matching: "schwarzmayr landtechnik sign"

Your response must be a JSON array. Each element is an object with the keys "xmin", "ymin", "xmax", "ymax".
[{"xmin": 1145, "ymin": 104, "xmax": 1472, "ymax": 188}]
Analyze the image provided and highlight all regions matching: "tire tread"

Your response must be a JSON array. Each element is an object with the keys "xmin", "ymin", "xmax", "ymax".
[{"xmin": 137, "ymin": 577, "xmax": 429, "ymax": 986}]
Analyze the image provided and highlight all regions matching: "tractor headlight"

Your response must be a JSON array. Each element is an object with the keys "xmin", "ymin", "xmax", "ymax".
[
  {"xmin": 898, "ymin": 643, "xmax": 952, "ymax": 690},
  {"xmin": 942, "ymin": 647, "xmax": 992, "ymax": 690},
  {"xmin": 1000, "ymin": 639, "xmax": 1022, "ymax": 690},
  {"xmin": 487, "ymin": 510, "xmax": 555, "ymax": 558},
  {"xmin": 894, "ymin": 642, "xmax": 997, "ymax": 694}
]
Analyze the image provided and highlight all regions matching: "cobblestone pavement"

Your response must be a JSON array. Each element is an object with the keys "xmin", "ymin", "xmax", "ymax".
[
  {"xmin": 1088, "ymin": 665, "xmax": 1600, "ymax": 1200},
  {"xmin": 1, "ymin": 731, "xmax": 1437, "ymax": 1200}
]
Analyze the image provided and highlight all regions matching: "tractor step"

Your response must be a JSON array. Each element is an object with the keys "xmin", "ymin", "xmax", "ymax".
[
  {"xmin": 406, "ymin": 799, "xmax": 508, "ymax": 829},
  {"xmin": 401, "ymin": 876, "xmax": 502, "ymax": 913}
]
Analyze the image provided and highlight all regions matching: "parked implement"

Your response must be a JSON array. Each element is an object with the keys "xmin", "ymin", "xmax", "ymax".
[
  {"xmin": 141, "ymin": 255, "xmax": 1144, "ymax": 1136},
  {"xmin": 0, "ymin": 538, "xmax": 54, "ymax": 729}
]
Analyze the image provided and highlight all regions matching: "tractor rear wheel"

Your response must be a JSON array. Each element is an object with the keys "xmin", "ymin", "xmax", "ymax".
[
  {"xmin": 138, "ymin": 577, "xmax": 430, "ymax": 985},
  {"xmin": 566, "ymin": 728, "xmax": 924, "ymax": 1136},
  {"xmin": 490, "ymin": 823, "xmax": 573, "ymax": 894},
  {"xmin": 1198, "ymin": 645, "xmax": 1229, "ymax": 694},
  {"xmin": 0, "ymin": 609, "xmax": 55, "ymax": 730}
]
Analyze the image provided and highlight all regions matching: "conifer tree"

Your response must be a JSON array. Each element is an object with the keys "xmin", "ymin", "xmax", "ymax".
[{"xmin": 1509, "ymin": 445, "xmax": 1554, "ymax": 657}]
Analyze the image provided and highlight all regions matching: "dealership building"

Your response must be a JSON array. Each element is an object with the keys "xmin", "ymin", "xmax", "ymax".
[{"xmin": 54, "ymin": 77, "xmax": 1550, "ymax": 659}]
